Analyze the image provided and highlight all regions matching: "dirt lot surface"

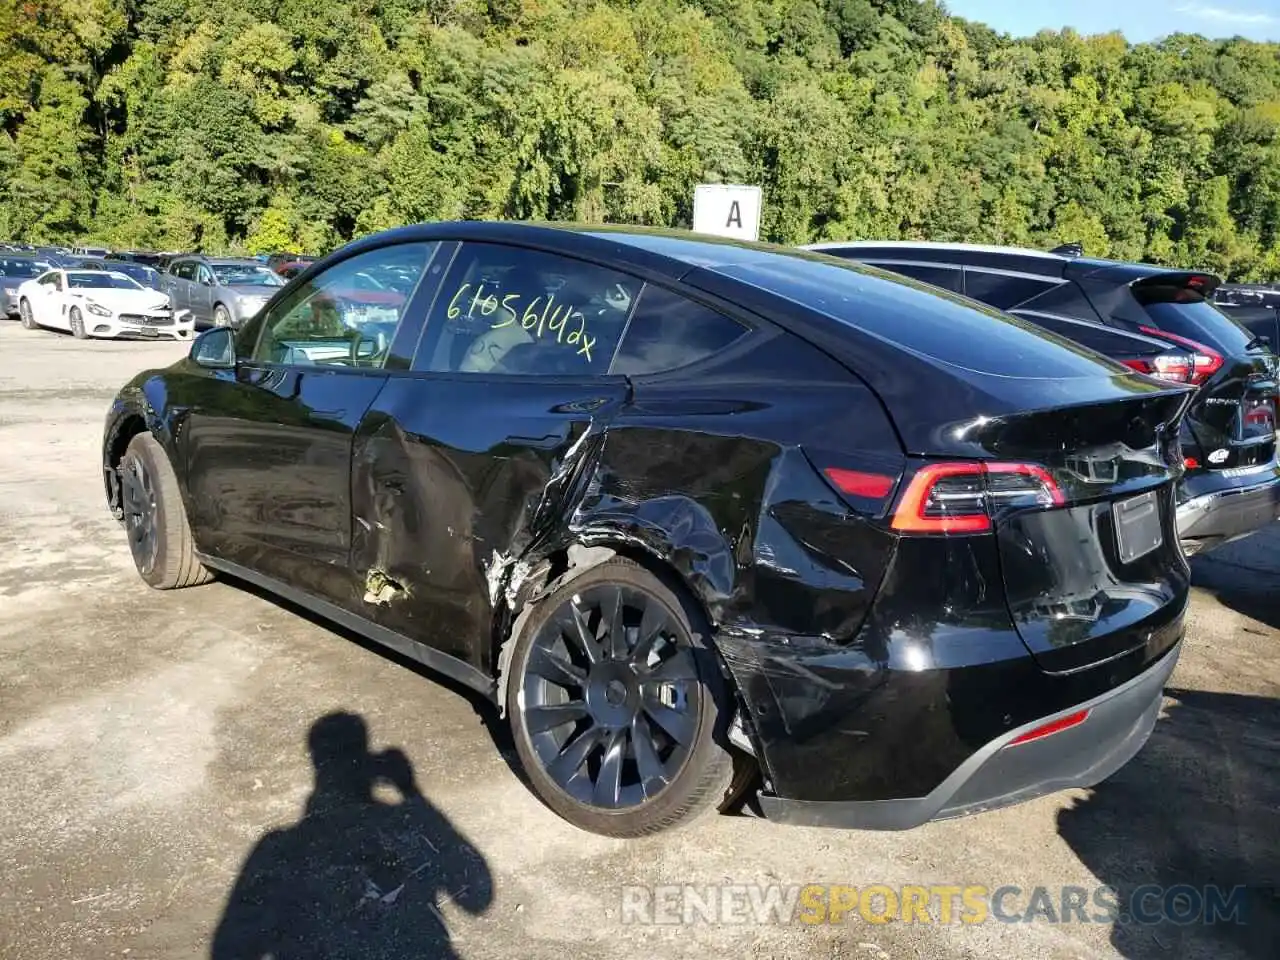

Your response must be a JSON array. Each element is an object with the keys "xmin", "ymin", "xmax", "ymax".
[{"xmin": 0, "ymin": 321, "xmax": 1277, "ymax": 960}]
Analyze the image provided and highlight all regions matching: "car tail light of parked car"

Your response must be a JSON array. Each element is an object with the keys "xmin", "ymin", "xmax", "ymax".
[
  {"xmin": 1119, "ymin": 351, "xmax": 1195, "ymax": 382},
  {"xmin": 1136, "ymin": 327, "xmax": 1223, "ymax": 384}
]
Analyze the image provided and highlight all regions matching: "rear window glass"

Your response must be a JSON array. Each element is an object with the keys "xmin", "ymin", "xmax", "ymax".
[
  {"xmin": 1138, "ymin": 299, "xmax": 1255, "ymax": 353},
  {"xmin": 611, "ymin": 286, "xmax": 747, "ymax": 375},
  {"xmin": 712, "ymin": 257, "xmax": 1127, "ymax": 379}
]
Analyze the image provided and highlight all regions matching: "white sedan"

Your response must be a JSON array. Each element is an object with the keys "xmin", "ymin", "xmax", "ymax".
[{"xmin": 17, "ymin": 269, "xmax": 194, "ymax": 341}]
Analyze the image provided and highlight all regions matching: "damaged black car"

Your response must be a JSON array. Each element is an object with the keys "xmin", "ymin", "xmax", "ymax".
[{"xmin": 104, "ymin": 222, "xmax": 1194, "ymax": 837}]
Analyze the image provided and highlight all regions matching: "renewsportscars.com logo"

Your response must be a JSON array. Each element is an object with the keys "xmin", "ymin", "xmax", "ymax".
[{"xmin": 620, "ymin": 883, "xmax": 1252, "ymax": 927}]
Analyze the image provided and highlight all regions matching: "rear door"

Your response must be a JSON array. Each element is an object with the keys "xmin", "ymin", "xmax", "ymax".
[
  {"xmin": 167, "ymin": 262, "xmax": 191, "ymax": 312},
  {"xmin": 193, "ymin": 264, "xmax": 217, "ymax": 323},
  {"xmin": 349, "ymin": 240, "xmax": 639, "ymax": 671}
]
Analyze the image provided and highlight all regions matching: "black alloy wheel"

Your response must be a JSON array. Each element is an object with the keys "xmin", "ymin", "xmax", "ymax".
[
  {"xmin": 122, "ymin": 449, "xmax": 159, "ymax": 576},
  {"xmin": 508, "ymin": 559, "xmax": 734, "ymax": 836},
  {"xmin": 119, "ymin": 433, "xmax": 213, "ymax": 589}
]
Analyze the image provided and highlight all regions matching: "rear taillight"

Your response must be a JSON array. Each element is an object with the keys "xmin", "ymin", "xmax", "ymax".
[
  {"xmin": 891, "ymin": 461, "xmax": 1064, "ymax": 534},
  {"xmin": 1138, "ymin": 326, "xmax": 1224, "ymax": 384},
  {"xmin": 1121, "ymin": 353, "xmax": 1194, "ymax": 382}
]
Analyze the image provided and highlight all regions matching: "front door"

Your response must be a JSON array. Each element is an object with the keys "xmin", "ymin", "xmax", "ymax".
[
  {"xmin": 349, "ymin": 240, "xmax": 641, "ymax": 670},
  {"xmin": 32, "ymin": 272, "xmax": 63, "ymax": 325},
  {"xmin": 178, "ymin": 240, "xmax": 443, "ymax": 599}
]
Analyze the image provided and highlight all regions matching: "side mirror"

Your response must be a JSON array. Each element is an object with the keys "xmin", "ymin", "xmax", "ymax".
[
  {"xmin": 190, "ymin": 327, "xmax": 235, "ymax": 369},
  {"xmin": 200, "ymin": 276, "xmax": 214, "ymax": 287}
]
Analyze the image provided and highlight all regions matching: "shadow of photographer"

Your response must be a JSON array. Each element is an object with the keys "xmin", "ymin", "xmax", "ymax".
[{"xmin": 211, "ymin": 711, "xmax": 493, "ymax": 959}]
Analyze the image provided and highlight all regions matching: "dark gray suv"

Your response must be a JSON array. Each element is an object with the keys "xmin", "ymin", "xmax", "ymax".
[{"xmin": 163, "ymin": 256, "xmax": 286, "ymax": 329}]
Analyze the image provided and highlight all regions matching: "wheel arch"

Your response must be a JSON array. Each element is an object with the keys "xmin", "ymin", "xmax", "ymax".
[
  {"xmin": 103, "ymin": 413, "xmax": 150, "ymax": 519},
  {"xmin": 491, "ymin": 536, "xmax": 733, "ymax": 719}
]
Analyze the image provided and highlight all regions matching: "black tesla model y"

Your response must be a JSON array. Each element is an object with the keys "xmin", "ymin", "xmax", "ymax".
[{"xmin": 103, "ymin": 223, "xmax": 1193, "ymax": 837}]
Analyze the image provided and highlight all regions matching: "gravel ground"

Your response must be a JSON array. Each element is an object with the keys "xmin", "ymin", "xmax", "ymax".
[{"xmin": 0, "ymin": 321, "xmax": 1276, "ymax": 960}]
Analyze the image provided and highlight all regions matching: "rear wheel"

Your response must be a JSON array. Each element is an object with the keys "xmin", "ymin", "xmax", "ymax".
[
  {"xmin": 120, "ymin": 433, "xmax": 213, "ymax": 590},
  {"xmin": 19, "ymin": 299, "xmax": 36, "ymax": 330},
  {"xmin": 69, "ymin": 307, "xmax": 87, "ymax": 339},
  {"xmin": 507, "ymin": 558, "xmax": 734, "ymax": 837}
]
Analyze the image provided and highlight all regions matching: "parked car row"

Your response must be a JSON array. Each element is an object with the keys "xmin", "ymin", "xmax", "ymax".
[
  {"xmin": 100, "ymin": 221, "xmax": 1271, "ymax": 840},
  {"xmin": 15, "ymin": 267, "xmax": 193, "ymax": 340},
  {"xmin": 2, "ymin": 245, "xmax": 327, "ymax": 337}
]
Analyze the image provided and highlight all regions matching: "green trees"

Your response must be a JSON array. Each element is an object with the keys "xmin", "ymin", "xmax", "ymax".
[{"xmin": 1, "ymin": 0, "xmax": 1280, "ymax": 278}]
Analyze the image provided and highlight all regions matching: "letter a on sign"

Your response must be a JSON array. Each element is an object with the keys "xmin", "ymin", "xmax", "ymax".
[{"xmin": 693, "ymin": 185, "xmax": 762, "ymax": 242}]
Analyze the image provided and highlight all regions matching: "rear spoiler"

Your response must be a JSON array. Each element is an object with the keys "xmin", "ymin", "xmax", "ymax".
[{"xmin": 1129, "ymin": 271, "xmax": 1221, "ymax": 301}]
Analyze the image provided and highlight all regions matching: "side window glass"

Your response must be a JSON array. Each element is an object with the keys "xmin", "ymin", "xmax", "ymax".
[
  {"xmin": 197, "ymin": 265, "xmax": 214, "ymax": 285},
  {"xmin": 252, "ymin": 242, "xmax": 436, "ymax": 369},
  {"xmin": 417, "ymin": 243, "xmax": 639, "ymax": 377},
  {"xmin": 173, "ymin": 262, "xmax": 190, "ymax": 280},
  {"xmin": 611, "ymin": 285, "xmax": 748, "ymax": 376},
  {"xmin": 963, "ymin": 270, "xmax": 1062, "ymax": 310}
]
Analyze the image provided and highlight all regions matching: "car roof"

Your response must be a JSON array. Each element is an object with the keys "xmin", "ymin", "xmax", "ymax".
[
  {"xmin": 332, "ymin": 220, "xmax": 858, "ymax": 283},
  {"xmin": 802, "ymin": 239, "xmax": 1218, "ymax": 285}
]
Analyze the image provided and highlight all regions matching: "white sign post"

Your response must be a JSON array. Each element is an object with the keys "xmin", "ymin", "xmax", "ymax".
[{"xmin": 692, "ymin": 184, "xmax": 762, "ymax": 242}]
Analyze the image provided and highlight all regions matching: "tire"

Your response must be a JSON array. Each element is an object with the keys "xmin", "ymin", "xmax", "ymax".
[
  {"xmin": 507, "ymin": 558, "xmax": 734, "ymax": 837},
  {"xmin": 120, "ymin": 433, "xmax": 214, "ymax": 590},
  {"xmin": 719, "ymin": 750, "xmax": 761, "ymax": 814},
  {"xmin": 213, "ymin": 304, "xmax": 232, "ymax": 329},
  {"xmin": 19, "ymin": 299, "xmax": 37, "ymax": 330},
  {"xmin": 69, "ymin": 307, "xmax": 87, "ymax": 339}
]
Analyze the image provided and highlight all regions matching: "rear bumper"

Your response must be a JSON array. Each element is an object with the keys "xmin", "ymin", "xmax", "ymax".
[
  {"xmin": 1176, "ymin": 469, "xmax": 1280, "ymax": 552},
  {"xmin": 758, "ymin": 640, "xmax": 1180, "ymax": 830}
]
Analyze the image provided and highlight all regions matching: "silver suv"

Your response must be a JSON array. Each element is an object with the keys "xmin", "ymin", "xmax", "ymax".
[{"xmin": 163, "ymin": 257, "xmax": 286, "ymax": 329}]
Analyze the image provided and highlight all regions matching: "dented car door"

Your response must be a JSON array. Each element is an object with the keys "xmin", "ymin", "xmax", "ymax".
[
  {"xmin": 180, "ymin": 241, "xmax": 442, "ymax": 596},
  {"xmin": 348, "ymin": 241, "xmax": 640, "ymax": 673}
]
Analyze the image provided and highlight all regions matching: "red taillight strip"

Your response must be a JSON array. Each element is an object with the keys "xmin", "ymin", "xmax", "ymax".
[
  {"xmin": 891, "ymin": 462, "xmax": 991, "ymax": 534},
  {"xmin": 823, "ymin": 467, "xmax": 895, "ymax": 498},
  {"xmin": 1007, "ymin": 709, "xmax": 1091, "ymax": 746},
  {"xmin": 1138, "ymin": 326, "xmax": 1224, "ymax": 384}
]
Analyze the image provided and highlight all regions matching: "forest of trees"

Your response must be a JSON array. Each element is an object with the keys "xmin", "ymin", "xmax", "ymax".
[{"xmin": 2, "ymin": 0, "xmax": 1280, "ymax": 279}]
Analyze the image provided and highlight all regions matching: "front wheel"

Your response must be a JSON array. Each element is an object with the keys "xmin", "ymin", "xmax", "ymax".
[
  {"xmin": 69, "ymin": 307, "xmax": 87, "ymax": 339},
  {"xmin": 120, "ymin": 433, "xmax": 214, "ymax": 589},
  {"xmin": 19, "ymin": 299, "xmax": 37, "ymax": 330},
  {"xmin": 507, "ymin": 558, "xmax": 734, "ymax": 837},
  {"xmin": 213, "ymin": 304, "xmax": 232, "ymax": 328}
]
